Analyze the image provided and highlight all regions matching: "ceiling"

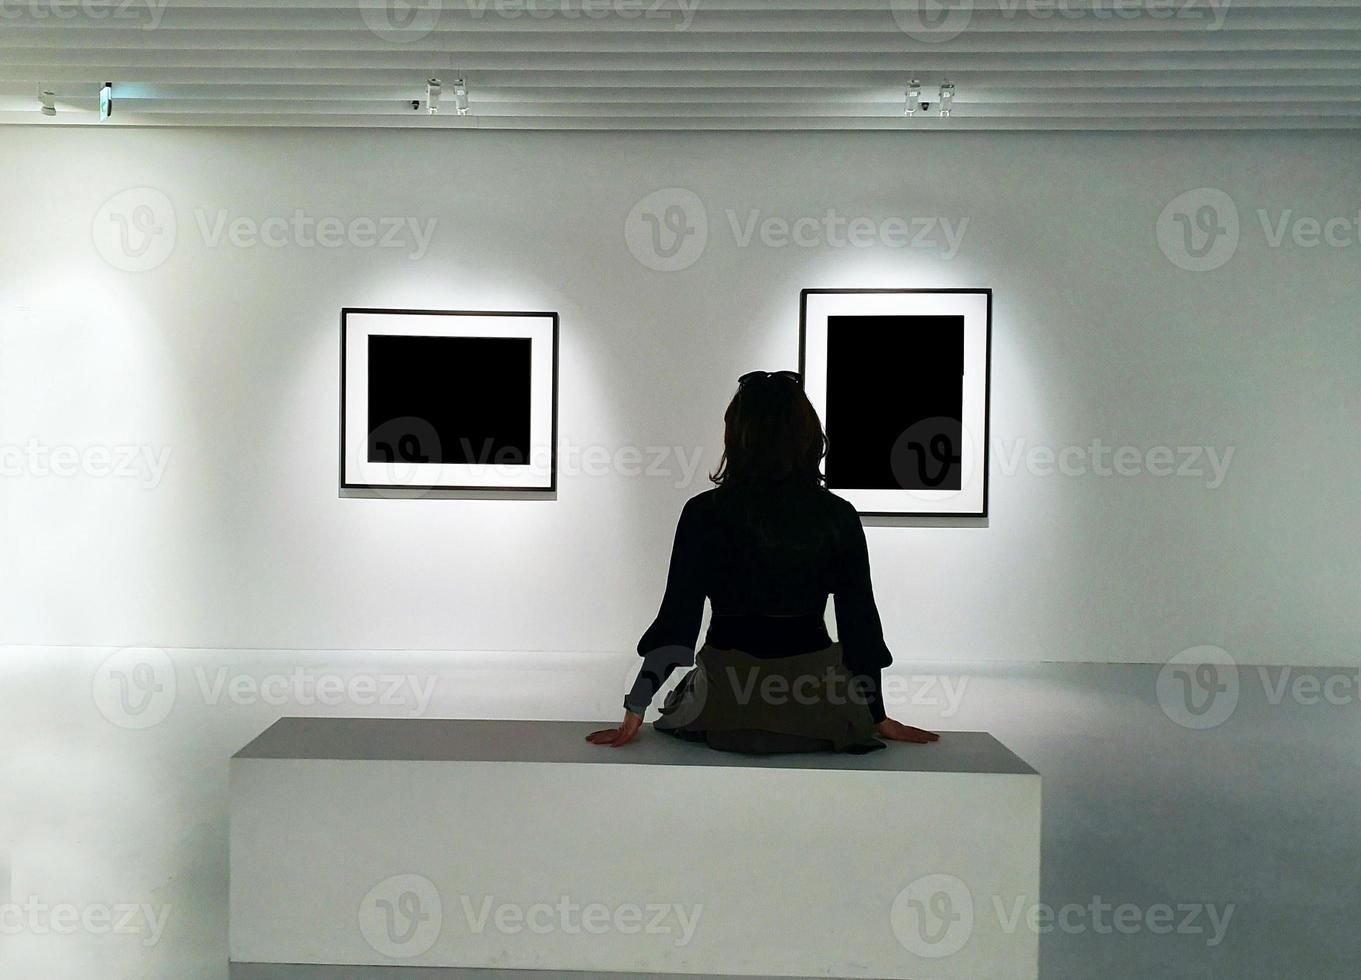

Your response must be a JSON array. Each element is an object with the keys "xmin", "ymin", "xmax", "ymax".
[{"xmin": 3, "ymin": 0, "xmax": 1360, "ymax": 130}]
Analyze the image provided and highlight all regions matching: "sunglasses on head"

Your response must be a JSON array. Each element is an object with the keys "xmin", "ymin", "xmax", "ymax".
[{"xmin": 738, "ymin": 370, "xmax": 801, "ymax": 386}]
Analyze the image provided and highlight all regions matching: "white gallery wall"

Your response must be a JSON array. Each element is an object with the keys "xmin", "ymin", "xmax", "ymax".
[
  {"xmin": 1, "ymin": 128, "xmax": 1360, "ymax": 980},
  {"xmin": 2, "ymin": 127, "xmax": 1359, "ymax": 666}
]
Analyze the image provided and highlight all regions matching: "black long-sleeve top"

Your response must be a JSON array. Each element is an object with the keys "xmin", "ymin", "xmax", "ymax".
[{"xmin": 627, "ymin": 482, "xmax": 893, "ymax": 722}]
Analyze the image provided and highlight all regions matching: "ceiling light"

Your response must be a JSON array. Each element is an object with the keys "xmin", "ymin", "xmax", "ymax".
[{"xmin": 904, "ymin": 78, "xmax": 922, "ymax": 116}]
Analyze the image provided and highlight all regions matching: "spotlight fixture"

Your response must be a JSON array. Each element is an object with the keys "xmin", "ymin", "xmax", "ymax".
[
  {"xmin": 939, "ymin": 80, "xmax": 955, "ymax": 117},
  {"xmin": 452, "ymin": 77, "xmax": 469, "ymax": 115},
  {"xmin": 904, "ymin": 78, "xmax": 922, "ymax": 116},
  {"xmin": 426, "ymin": 76, "xmax": 441, "ymax": 114},
  {"xmin": 39, "ymin": 89, "xmax": 55, "ymax": 117},
  {"xmin": 99, "ymin": 81, "xmax": 114, "ymax": 120}
]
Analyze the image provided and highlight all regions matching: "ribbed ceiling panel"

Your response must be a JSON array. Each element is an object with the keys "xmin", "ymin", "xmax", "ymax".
[{"xmin": 4, "ymin": 0, "xmax": 1359, "ymax": 129}]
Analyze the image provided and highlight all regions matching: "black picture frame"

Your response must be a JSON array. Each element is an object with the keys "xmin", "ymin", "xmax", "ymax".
[
  {"xmin": 340, "ymin": 307, "xmax": 559, "ymax": 494},
  {"xmin": 799, "ymin": 288, "xmax": 992, "ymax": 519}
]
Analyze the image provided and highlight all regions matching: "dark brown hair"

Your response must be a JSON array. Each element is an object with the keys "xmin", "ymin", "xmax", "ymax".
[{"xmin": 710, "ymin": 374, "xmax": 827, "ymax": 488}]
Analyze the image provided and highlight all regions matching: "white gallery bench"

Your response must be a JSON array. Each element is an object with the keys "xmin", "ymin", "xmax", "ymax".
[{"xmin": 230, "ymin": 718, "xmax": 1040, "ymax": 979}]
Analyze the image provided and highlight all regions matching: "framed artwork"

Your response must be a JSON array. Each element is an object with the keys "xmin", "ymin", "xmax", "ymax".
[
  {"xmin": 341, "ymin": 308, "xmax": 558, "ymax": 492},
  {"xmin": 800, "ymin": 288, "xmax": 991, "ymax": 517}
]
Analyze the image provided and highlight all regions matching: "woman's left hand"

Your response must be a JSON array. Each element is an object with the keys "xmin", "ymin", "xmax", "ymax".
[{"xmin": 876, "ymin": 718, "xmax": 940, "ymax": 743}]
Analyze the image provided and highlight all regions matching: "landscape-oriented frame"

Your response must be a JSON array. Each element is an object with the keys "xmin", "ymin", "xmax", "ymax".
[{"xmin": 341, "ymin": 307, "xmax": 559, "ymax": 493}]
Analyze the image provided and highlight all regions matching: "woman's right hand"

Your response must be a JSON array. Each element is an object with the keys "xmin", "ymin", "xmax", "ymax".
[{"xmin": 586, "ymin": 711, "xmax": 644, "ymax": 747}]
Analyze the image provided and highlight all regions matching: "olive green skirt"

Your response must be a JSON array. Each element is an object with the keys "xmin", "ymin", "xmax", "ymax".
[{"xmin": 653, "ymin": 643, "xmax": 884, "ymax": 755}]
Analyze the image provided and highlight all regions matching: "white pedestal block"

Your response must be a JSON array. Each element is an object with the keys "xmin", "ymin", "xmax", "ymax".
[{"xmin": 230, "ymin": 719, "xmax": 1040, "ymax": 979}]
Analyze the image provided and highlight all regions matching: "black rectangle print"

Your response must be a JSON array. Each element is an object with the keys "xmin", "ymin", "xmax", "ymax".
[
  {"xmin": 367, "ymin": 335, "xmax": 532, "ymax": 466},
  {"xmin": 824, "ymin": 315, "xmax": 964, "ymax": 491}
]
